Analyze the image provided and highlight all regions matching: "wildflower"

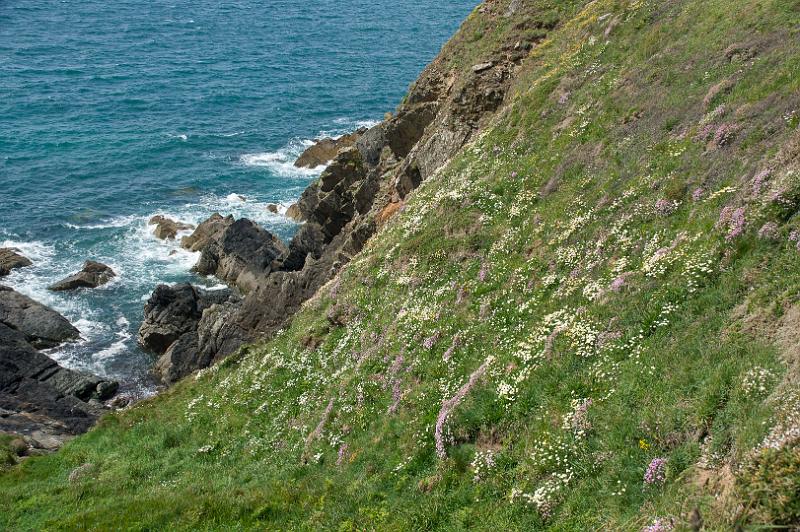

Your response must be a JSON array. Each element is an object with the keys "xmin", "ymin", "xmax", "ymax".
[
  {"xmin": 423, "ymin": 332, "xmax": 440, "ymax": 350},
  {"xmin": 639, "ymin": 439, "xmax": 651, "ymax": 451},
  {"xmin": 471, "ymin": 450, "xmax": 497, "ymax": 482},
  {"xmin": 726, "ymin": 207, "xmax": 746, "ymax": 241},
  {"xmin": 478, "ymin": 263, "xmax": 489, "ymax": 282},
  {"xmin": 741, "ymin": 366, "xmax": 775, "ymax": 398},
  {"xmin": 610, "ymin": 275, "xmax": 627, "ymax": 292},
  {"xmin": 712, "ymin": 123, "xmax": 737, "ymax": 147},
  {"xmin": 642, "ymin": 517, "xmax": 674, "ymax": 532},
  {"xmin": 435, "ymin": 358, "xmax": 492, "ymax": 459},
  {"xmin": 562, "ymin": 398, "xmax": 593, "ymax": 438},
  {"xmin": 644, "ymin": 457, "xmax": 667, "ymax": 485},
  {"xmin": 443, "ymin": 334, "xmax": 461, "ymax": 361},
  {"xmin": 757, "ymin": 222, "xmax": 780, "ymax": 241},
  {"xmin": 654, "ymin": 199, "xmax": 678, "ymax": 217},
  {"xmin": 752, "ymin": 169, "xmax": 771, "ymax": 196},
  {"xmin": 336, "ymin": 443, "xmax": 349, "ymax": 466},
  {"xmin": 691, "ymin": 188, "xmax": 705, "ymax": 201},
  {"xmin": 197, "ymin": 444, "xmax": 214, "ymax": 454},
  {"xmin": 511, "ymin": 171, "xmax": 518, "ymax": 178}
]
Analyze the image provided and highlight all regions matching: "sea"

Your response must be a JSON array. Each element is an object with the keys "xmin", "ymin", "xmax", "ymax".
[{"xmin": 0, "ymin": 0, "xmax": 477, "ymax": 395}]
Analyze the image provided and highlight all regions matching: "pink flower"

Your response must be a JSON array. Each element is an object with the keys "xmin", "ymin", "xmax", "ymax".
[
  {"xmin": 691, "ymin": 188, "xmax": 705, "ymax": 201},
  {"xmin": 610, "ymin": 276, "xmax": 627, "ymax": 292},
  {"xmin": 726, "ymin": 207, "xmax": 746, "ymax": 241},
  {"xmin": 752, "ymin": 169, "xmax": 771, "ymax": 196},
  {"xmin": 435, "ymin": 360, "xmax": 490, "ymax": 459},
  {"xmin": 644, "ymin": 457, "xmax": 667, "ymax": 485},
  {"xmin": 423, "ymin": 332, "xmax": 440, "ymax": 350},
  {"xmin": 336, "ymin": 443, "xmax": 349, "ymax": 466},
  {"xmin": 712, "ymin": 123, "xmax": 737, "ymax": 147},
  {"xmin": 654, "ymin": 199, "xmax": 677, "ymax": 217},
  {"xmin": 478, "ymin": 264, "xmax": 488, "ymax": 282},
  {"xmin": 757, "ymin": 222, "xmax": 779, "ymax": 241}
]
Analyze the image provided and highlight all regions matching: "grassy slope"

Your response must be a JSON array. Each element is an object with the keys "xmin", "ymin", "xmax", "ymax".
[{"xmin": 3, "ymin": 0, "xmax": 800, "ymax": 529}]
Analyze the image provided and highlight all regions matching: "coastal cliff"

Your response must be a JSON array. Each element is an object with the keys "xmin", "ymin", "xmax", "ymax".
[
  {"xmin": 137, "ymin": 1, "xmax": 541, "ymax": 384},
  {"xmin": 3, "ymin": 0, "xmax": 800, "ymax": 529}
]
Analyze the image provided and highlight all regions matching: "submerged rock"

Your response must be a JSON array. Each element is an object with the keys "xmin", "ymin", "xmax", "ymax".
[
  {"xmin": 294, "ymin": 128, "xmax": 367, "ymax": 169},
  {"xmin": 0, "ymin": 285, "xmax": 80, "ymax": 348},
  {"xmin": 48, "ymin": 261, "xmax": 116, "ymax": 291},
  {"xmin": 149, "ymin": 215, "xmax": 194, "ymax": 240},
  {"xmin": 0, "ymin": 248, "xmax": 32, "ymax": 277}
]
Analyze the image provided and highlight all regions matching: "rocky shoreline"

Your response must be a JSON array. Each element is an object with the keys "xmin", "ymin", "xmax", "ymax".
[{"xmin": 1, "ymin": 32, "xmax": 528, "ymax": 447}]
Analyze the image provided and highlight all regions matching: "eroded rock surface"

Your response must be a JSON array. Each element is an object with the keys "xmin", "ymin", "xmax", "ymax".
[
  {"xmin": 192, "ymin": 219, "xmax": 288, "ymax": 294},
  {"xmin": 139, "ymin": 283, "xmax": 245, "ymax": 384}
]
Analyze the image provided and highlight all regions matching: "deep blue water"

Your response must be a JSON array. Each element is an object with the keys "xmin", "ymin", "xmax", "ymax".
[{"xmin": 0, "ymin": 0, "xmax": 476, "ymax": 393}]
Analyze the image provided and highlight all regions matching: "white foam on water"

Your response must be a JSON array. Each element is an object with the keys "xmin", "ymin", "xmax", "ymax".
[
  {"xmin": 93, "ymin": 326, "xmax": 133, "ymax": 362},
  {"xmin": 64, "ymin": 214, "xmax": 140, "ymax": 230},
  {"xmin": 239, "ymin": 143, "xmax": 325, "ymax": 178}
]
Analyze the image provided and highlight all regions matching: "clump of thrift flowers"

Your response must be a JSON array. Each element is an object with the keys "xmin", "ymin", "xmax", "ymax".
[
  {"xmin": 644, "ymin": 457, "xmax": 667, "ymax": 485},
  {"xmin": 758, "ymin": 222, "xmax": 780, "ymax": 241},
  {"xmin": 654, "ymin": 199, "xmax": 678, "ymax": 217}
]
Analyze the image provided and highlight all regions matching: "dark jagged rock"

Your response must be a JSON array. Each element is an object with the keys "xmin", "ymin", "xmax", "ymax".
[
  {"xmin": 181, "ymin": 213, "xmax": 234, "ymax": 252},
  {"xmin": 294, "ymin": 128, "xmax": 367, "ymax": 169},
  {"xmin": 149, "ymin": 215, "xmax": 194, "ymax": 240},
  {"xmin": 0, "ymin": 318, "xmax": 117, "ymax": 447},
  {"xmin": 138, "ymin": 284, "xmax": 230, "ymax": 353},
  {"xmin": 192, "ymin": 218, "xmax": 288, "ymax": 293},
  {"xmin": 0, "ymin": 285, "xmax": 80, "ymax": 348},
  {"xmin": 138, "ymin": 283, "xmax": 245, "ymax": 384},
  {"xmin": 0, "ymin": 248, "xmax": 32, "ymax": 277},
  {"xmin": 281, "ymin": 223, "xmax": 326, "ymax": 272},
  {"xmin": 48, "ymin": 261, "xmax": 116, "ymax": 291}
]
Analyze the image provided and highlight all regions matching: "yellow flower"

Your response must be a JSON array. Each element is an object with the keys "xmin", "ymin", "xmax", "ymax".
[{"xmin": 639, "ymin": 439, "xmax": 651, "ymax": 451}]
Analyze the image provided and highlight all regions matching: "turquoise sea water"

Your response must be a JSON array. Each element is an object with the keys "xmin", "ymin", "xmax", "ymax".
[{"xmin": 0, "ymin": 0, "xmax": 476, "ymax": 393}]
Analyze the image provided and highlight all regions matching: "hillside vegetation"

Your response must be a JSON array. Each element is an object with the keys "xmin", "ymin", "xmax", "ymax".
[{"xmin": 3, "ymin": 0, "xmax": 800, "ymax": 529}]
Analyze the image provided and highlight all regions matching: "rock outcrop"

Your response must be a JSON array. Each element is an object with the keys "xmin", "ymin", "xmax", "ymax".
[
  {"xmin": 192, "ymin": 218, "xmax": 288, "ymax": 293},
  {"xmin": 49, "ymin": 261, "xmax": 116, "ymax": 291},
  {"xmin": 138, "ymin": 284, "xmax": 246, "ymax": 384},
  {"xmin": 0, "ymin": 248, "xmax": 32, "ymax": 277},
  {"xmin": 181, "ymin": 213, "xmax": 234, "ymax": 252},
  {"xmin": 149, "ymin": 215, "xmax": 195, "ymax": 240},
  {"xmin": 294, "ymin": 128, "xmax": 367, "ymax": 169},
  {"xmin": 0, "ymin": 285, "xmax": 80, "ymax": 348},
  {"xmin": 0, "ymin": 287, "xmax": 117, "ymax": 447}
]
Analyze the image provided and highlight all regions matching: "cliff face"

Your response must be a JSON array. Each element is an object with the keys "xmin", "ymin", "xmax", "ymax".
[
  {"xmin": 4, "ymin": 0, "xmax": 800, "ymax": 529},
  {"xmin": 140, "ymin": 1, "xmax": 555, "ymax": 382}
]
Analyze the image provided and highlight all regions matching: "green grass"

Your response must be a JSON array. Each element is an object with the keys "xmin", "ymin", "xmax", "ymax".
[{"xmin": 3, "ymin": 0, "xmax": 800, "ymax": 529}]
